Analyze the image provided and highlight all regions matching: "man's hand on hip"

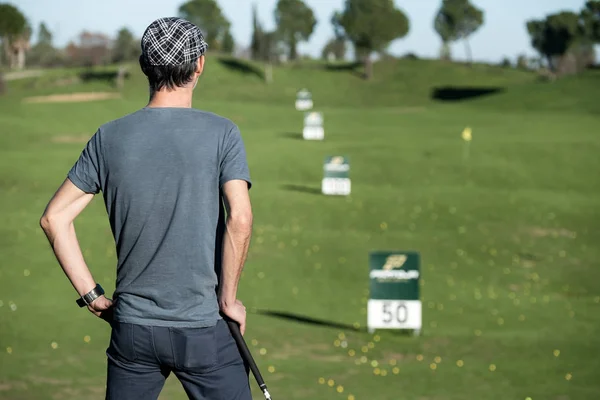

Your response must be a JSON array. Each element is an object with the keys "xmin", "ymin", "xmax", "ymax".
[
  {"xmin": 88, "ymin": 295, "xmax": 114, "ymax": 324},
  {"xmin": 220, "ymin": 299, "xmax": 247, "ymax": 335}
]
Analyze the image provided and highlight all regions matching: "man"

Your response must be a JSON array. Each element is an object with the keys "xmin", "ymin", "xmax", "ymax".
[{"xmin": 39, "ymin": 17, "xmax": 253, "ymax": 400}]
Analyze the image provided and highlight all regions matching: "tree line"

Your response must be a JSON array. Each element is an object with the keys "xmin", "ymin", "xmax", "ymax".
[
  {"xmin": 0, "ymin": 0, "xmax": 598, "ymax": 79},
  {"xmin": 526, "ymin": 1, "xmax": 599, "ymax": 76}
]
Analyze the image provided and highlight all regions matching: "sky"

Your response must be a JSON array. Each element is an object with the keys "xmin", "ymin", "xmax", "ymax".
[{"xmin": 9, "ymin": 0, "xmax": 593, "ymax": 63}]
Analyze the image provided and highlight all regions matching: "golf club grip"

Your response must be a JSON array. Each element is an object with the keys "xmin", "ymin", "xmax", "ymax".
[{"xmin": 226, "ymin": 319, "xmax": 266, "ymax": 387}]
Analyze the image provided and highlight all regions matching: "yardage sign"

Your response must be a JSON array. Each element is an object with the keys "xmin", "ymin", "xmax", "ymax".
[
  {"xmin": 295, "ymin": 89, "xmax": 313, "ymax": 111},
  {"xmin": 303, "ymin": 111, "xmax": 324, "ymax": 140},
  {"xmin": 368, "ymin": 251, "xmax": 422, "ymax": 334},
  {"xmin": 322, "ymin": 156, "xmax": 351, "ymax": 196}
]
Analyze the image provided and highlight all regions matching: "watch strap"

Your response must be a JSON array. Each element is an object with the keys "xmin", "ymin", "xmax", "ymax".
[{"xmin": 76, "ymin": 284, "xmax": 105, "ymax": 307}]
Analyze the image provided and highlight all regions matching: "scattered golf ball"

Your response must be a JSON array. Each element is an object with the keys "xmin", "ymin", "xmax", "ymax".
[
  {"xmin": 51, "ymin": 342, "xmax": 58, "ymax": 349},
  {"xmin": 336, "ymin": 385, "xmax": 344, "ymax": 393},
  {"xmin": 23, "ymin": 269, "xmax": 30, "ymax": 276},
  {"xmin": 259, "ymin": 348, "xmax": 267, "ymax": 355},
  {"xmin": 430, "ymin": 363, "xmax": 437, "ymax": 370},
  {"xmin": 434, "ymin": 356, "xmax": 442, "ymax": 363},
  {"xmin": 84, "ymin": 336, "xmax": 91, "ymax": 343},
  {"xmin": 327, "ymin": 379, "xmax": 335, "ymax": 387},
  {"xmin": 267, "ymin": 366, "xmax": 275, "ymax": 373},
  {"xmin": 565, "ymin": 373, "xmax": 572, "ymax": 381},
  {"xmin": 6, "ymin": 347, "xmax": 12, "ymax": 354},
  {"xmin": 392, "ymin": 367, "xmax": 400, "ymax": 374},
  {"xmin": 553, "ymin": 349, "xmax": 560, "ymax": 357},
  {"xmin": 489, "ymin": 364, "xmax": 496, "ymax": 372},
  {"xmin": 318, "ymin": 377, "xmax": 325, "ymax": 384},
  {"xmin": 456, "ymin": 360, "xmax": 464, "ymax": 367}
]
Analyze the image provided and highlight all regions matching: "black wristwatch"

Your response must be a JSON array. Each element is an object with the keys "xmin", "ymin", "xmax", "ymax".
[{"xmin": 76, "ymin": 284, "xmax": 105, "ymax": 307}]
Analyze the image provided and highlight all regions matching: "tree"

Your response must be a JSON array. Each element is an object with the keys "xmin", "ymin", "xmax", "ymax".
[
  {"xmin": 332, "ymin": 0, "xmax": 410, "ymax": 80},
  {"xmin": 28, "ymin": 22, "xmax": 60, "ymax": 67},
  {"xmin": 527, "ymin": 12, "xmax": 581, "ymax": 72},
  {"xmin": 0, "ymin": 3, "xmax": 28, "ymax": 68},
  {"xmin": 274, "ymin": 0, "xmax": 317, "ymax": 61},
  {"xmin": 516, "ymin": 54, "xmax": 528, "ymax": 70},
  {"xmin": 112, "ymin": 27, "xmax": 138, "ymax": 63},
  {"xmin": 581, "ymin": 1, "xmax": 600, "ymax": 41},
  {"xmin": 37, "ymin": 22, "xmax": 52, "ymax": 47},
  {"xmin": 321, "ymin": 38, "xmax": 346, "ymax": 61},
  {"xmin": 179, "ymin": 0, "xmax": 231, "ymax": 51},
  {"xmin": 250, "ymin": 3, "xmax": 263, "ymax": 60},
  {"xmin": 433, "ymin": 3, "xmax": 453, "ymax": 60},
  {"xmin": 439, "ymin": 42, "xmax": 451, "ymax": 61},
  {"xmin": 250, "ymin": 4, "xmax": 280, "ymax": 62},
  {"xmin": 221, "ymin": 28, "xmax": 235, "ymax": 54},
  {"xmin": 433, "ymin": 0, "xmax": 484, "ymax": 63},
  {"xmin": 9, "ymin": 23, "xmax": 30, "ymax": 69}
]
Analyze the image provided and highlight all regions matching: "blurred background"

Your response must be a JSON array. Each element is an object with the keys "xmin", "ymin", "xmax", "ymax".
[{"xmin": 0, "ymin": 0, "xmax": 599, "ymax": 399}]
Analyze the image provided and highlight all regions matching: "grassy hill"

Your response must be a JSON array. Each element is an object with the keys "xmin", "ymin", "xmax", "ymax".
[{"xmin": 0, "ymin": 57, "xmax": 599, "ymax": 400}]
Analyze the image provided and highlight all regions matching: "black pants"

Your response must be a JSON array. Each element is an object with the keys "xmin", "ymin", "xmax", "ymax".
[{"xmin": 106, "ymin": 319, "xmax": 252, "ymax": 400}]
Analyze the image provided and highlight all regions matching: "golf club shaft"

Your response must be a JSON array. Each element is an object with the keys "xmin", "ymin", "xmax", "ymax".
[{"xmin": 226, "ymin": 319, "xmax": 272, "ymax": 400}]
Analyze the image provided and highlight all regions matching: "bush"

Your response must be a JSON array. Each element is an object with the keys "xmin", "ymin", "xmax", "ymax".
[{"xmin": 500, "ymin": 57, "xmax": 512, "ymax": 68}]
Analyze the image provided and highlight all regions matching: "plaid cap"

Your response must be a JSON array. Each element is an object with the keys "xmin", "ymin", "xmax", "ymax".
[{"xmin": 141, "ymin": 17, "xmax": 208, "ymax": 66}]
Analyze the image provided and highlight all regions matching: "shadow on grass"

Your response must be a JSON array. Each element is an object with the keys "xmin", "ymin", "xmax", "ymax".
[
  {"xmin": 323, "ymin": 61, "xmax": 365, "ymax": 78},
  {"xmin": 281, "ymin": 184, "xmax": 321, "ymax": 195},
  {"xmin": 79, "ymin": 70, "xmax": 130, "ymax": 84},
  {"xmin": 217, "ymin": 57, "xmax": 265, "ymax": 80},
  {"xmin": 255, "ymin": 309, "xmax": 367, "ymax": 332},
  {"xmin": 431, "ymin": 86, "xmax": 505, "ymax": 101},
  {"xmin": 278, "ymin": 132, "xmax": 303, "ymax": 140}
]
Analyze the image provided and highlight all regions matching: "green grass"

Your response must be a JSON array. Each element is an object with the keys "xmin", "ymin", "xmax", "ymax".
[{"xmin": 0, "ymin": 58, "xmax": 599, "ymax": 400}]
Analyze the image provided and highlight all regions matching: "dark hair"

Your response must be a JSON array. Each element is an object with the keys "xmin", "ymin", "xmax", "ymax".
[{"xmin": 139, "ymin": 55, "xmax": 198, "ymax": 92}]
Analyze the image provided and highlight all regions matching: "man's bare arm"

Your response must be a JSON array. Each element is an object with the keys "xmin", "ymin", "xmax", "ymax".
[
  {"xmin": 40, "ymin": 179, "xmax": 113, "ymax": 319},
  {"xmin": 218, "ymin": 179, "xmax": 253, "ymax": 334}
]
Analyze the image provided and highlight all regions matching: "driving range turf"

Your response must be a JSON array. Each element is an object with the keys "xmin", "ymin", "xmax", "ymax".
[{"xmin": 0, "ymin": 58, "xmax": 599, "ymax": 399}]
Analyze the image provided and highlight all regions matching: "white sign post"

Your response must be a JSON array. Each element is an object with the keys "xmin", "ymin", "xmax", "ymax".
[
  {"xmin": 295, "ymin": 89, "xmax": 313, "ymax": 111},
  {"xmin": 303, "ymin": 111, "xmax": 324, "ymax": 141},
  {"xmin": 321, "ymin": 156, "xmax": 351, "ymax": 196},
  {"xmin": 367, "ymin": 252, "xmax": 422, "ymax": 335}
]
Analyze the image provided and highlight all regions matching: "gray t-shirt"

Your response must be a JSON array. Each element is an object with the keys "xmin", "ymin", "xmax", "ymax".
[{"xmin": 68, "ymin": 107, "xmax": 251, "ymax": 328}]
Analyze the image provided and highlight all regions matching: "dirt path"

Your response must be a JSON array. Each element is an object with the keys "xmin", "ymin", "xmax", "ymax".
[{"xmin": 23, "ymin": 92, "xmax": 121, "ymax": 104}]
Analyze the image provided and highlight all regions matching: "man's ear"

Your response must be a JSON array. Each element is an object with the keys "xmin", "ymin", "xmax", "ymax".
[{"xmin": 196, "ymin": 55, "xmax": 205, "ymax": 75}]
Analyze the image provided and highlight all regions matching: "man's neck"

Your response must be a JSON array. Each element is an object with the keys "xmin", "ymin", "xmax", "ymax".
[{"xmin": 146, "ymin": 87, "xmax": 194, "ymax": 108}]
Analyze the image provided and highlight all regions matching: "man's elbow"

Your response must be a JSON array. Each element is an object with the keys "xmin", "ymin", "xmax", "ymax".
[
  {"xmin": 39, "ymin": 212, "xmax": 58, "ymax": 234},
  {"xmin": 228, "ymin": 211, "xmax": 253, "ymax": 233}
]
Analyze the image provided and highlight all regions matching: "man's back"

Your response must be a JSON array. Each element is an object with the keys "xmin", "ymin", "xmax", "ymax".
[
  {"xmin": 41, "ymin": 17, "xmax": 255, "ymax": 400},
  {"xmin": 68, "ymin": 107, "xmax": 251, "ymax": 327}
]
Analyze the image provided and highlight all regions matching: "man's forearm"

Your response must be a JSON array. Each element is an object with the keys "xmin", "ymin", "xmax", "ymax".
[
  {"xmin": 218, "ymin": 216, "xmax": 252, "ymax": 308},
  {"xmin": 41, "ymin": 219, "xmax": 97, "ymax": 297}
]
